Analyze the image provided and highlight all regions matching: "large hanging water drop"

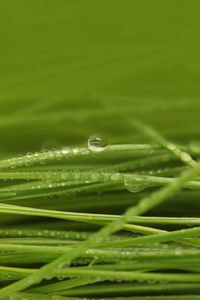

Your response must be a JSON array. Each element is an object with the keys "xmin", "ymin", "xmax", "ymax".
[
  {"xmin": 88, "ymin": 135, "xmax": 107, "ymax": 152},
  {"xmin": 124, "ymin": 178, "xmax": 147, "ymax": 193}
]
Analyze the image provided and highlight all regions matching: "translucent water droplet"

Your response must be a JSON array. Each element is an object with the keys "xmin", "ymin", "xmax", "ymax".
[
  {"xmin": 91, "ymin": 173, "xmax": 100, "ymax": 181},
  {"xmin": 175, "ymin": 249, "xmax": 182, "ymax": 255},
  {"xmin": 10, "ymin": 162, "xmax": 16, "ymax": 169},
  {"xmin": 88, "ymin": 136, "xmax": 107, "ymax": 152},
  {"xmin": 103, "ymin": 172, "xmax": 111, "ymax": 182},
  {"xmin": 74, "ymin": 172, "xmax": 81, "ymax": 180},
  {"xmin": 18, "ymin": 154, "xmax": 23, "ymax": 160},
  {"xmin": 45, "ymin": 273, "xmax": 53, "ymax": 280},
  {"xmin": 56, "ymin": 150, "xmax": 62, "ymax": 160},
  {"xmin": 73, "ymin": 148, "xmax": 79, "ymax": 154},
  {"xmin": 147, "ymin": 279, "xmax": 157, "ymax": 284},
  {"xmin": 48, "ymin": 148, "xmax": 56, "ymax": 159},
  {"xmin": 180, "ymin": 152, "xmax": 191, "ymax": 163},
  {"xmin": 27, "ymin": 152, "xmax": 33, "ymax": 158},
  {"xmin": 124, "ymin": 178, "xmax": 147, "ymax": 193},
  {"xmin": 39, "ymin": 149, "xmax": 48, "ymax": 164},
  {"xmin": 111, "ymin": 173, "xmax": 122, "ymax": 181},
  {"xmin": 49, "ymin": 193, "xmax": 55, "ymax": 198},
  {"xmin": 61, "ymin": 173, "xmax": 68, "ymax": 180},
  {"xmin": 40, "ymin": 158, "xmax": 47, "ymax": 165},
  {"xmin": 62, "ymin": 146, "xmax": 70, "ymax": 155},
  {"xmin": 57, "ymin": 275, "xmax": 65, "ymax": 281}
]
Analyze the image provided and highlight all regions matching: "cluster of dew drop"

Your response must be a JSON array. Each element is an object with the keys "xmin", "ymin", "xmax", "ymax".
[
  {"xmin": 1, "ymin": 144, "xmax": 91, "ymax": 170},
  {"xmin": 88, "ymin": 136, "xmax": 149, "ymax": 193},
  {"xmin": 2, "ymin": 136, "xmax": 195, "ymax": 297},
  {"xmin": 0, "ymin": 135, "xmax": 149, "ymax": 195},
  {"xmin": 14, "ymin": 180, "xmax": 87, "ymax": 192}
]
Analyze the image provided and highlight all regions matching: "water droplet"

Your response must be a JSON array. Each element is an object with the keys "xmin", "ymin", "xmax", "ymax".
[
  {"xmin": 10, "ymin": 162, "xmax": 16, "ymax": 169},
  {"xmin": 62, "ymin": 147, "xmax": 70, "ymax": 155},
  {"xmin": 111, "ymin": 173, "xmax": 122, "ymax": 181},
  {"xmin": 91, "ymin": 173, "xmax": 100, "ymax": 181},
  {"xmin": 40, "ymin": 158, "xmax": 47, "ymax": 165},
  {"xmin": 48, "ymin": 148, "xmax": 56, "ymax": 159},
  {"xmin": 88, "ymin": 136, "xmax": 107, "ymax": 152},
  {"xmin": 39, "ymin": 149, "xmax": 48, "ymax": 164},
  {"xmin": 124, "ymin": 178, "xmax": 147, "ymax": 193},
  {"xmin": 180, "ymin": 152, "xmax": 192, "ymax": 162},
  {"xmin": 175, "ymin": 249, "xmax": 182, "ymax": 255},
  {"xmin": 147, "ymin": 279, "xmax": 157, "ymax": 284},
  {"xmin": 61, "ymin": 173, "xmax": 68, "ymax": 180},
  {"xmin": 24, "ymin": 152, "xmax": 33, "ymax": 166},
  {"xmin": 44, "ymin": 273, "xmax": 53, "ymax": 280},
  {"xmin": 56, "ymin": 150, "xmax": 62, "ymax": 160},
  {"xmin": 57, "ymin": 275, "xmax": 66, "ymax": 281},
  {"xmin": 103, "ymin": 172, "xmax": 111, "ymax": 182},
  {"xmin": 168, "ymin": 143, "xmax": 176, "ymax": 151},
  {"xmin": 27, "ymin": 152, "xmax": 33, "ymax": 158},
  {"xmin": 73, "ymin": 148, "xmax": 79, "ymax": 154},
  {"xmin": 74, "ymin": 172, "xmax": 81, "ymax": 180}
]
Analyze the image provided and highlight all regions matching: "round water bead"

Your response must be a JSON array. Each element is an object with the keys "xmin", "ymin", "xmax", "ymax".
[
  {"xmin": 61, "ymin": 147, "xmax": 70, "ymax": 155},
  {"xmin": 124, "ymin": 178, "xmax": 147, "ymax": 193},
  {"xmin": 189, "ymin": 141, "xmax": 200, "ymax": 154},
  {"xmin": 88, "ymin": 135, "xmax": 107, "ymax": 152}
]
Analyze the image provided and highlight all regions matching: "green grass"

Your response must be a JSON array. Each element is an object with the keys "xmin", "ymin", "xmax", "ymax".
[
  {"xmin": 0, "ymin": 0, "xmax": 200, "ymax": 299},
  {"xmin": 0, "ymin": 135, "xmax": 199, "ymax": 298}
]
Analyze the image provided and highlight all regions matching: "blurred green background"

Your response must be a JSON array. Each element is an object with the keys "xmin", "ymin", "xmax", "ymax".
[{"xmin": 0, "ymin": 0, "xmax": 199, "ymax": 153}]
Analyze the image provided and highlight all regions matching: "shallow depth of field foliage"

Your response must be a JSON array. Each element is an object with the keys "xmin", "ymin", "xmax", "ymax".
[{"xmin": 0, "ymin": 1, "xmax": 200, "ymax": 299}]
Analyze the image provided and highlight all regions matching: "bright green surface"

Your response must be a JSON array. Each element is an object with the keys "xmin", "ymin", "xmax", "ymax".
[
  {"xmin": 0, "ymin": 2, "xmax": 200, "ymax": 299},
  {"xmin": 0, "ymin": 1, "xmax": 199, "ymax": 152}
]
